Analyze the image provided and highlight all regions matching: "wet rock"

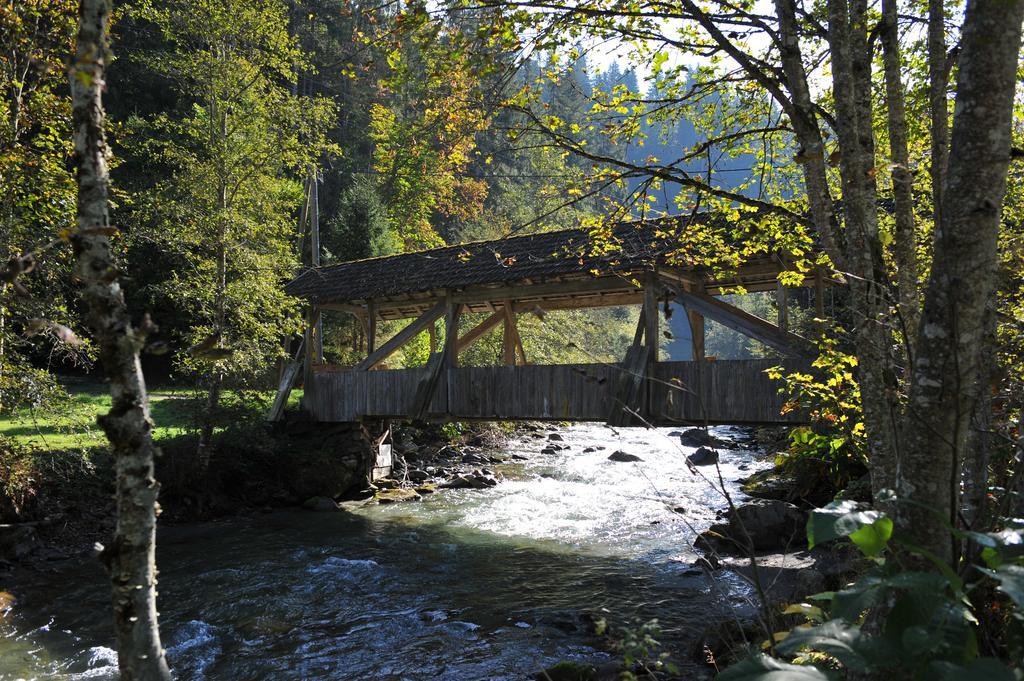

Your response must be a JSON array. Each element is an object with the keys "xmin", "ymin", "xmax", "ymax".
[
  {"xmin": 442, "ymin": 470, "xmax": 499, "ymax": 489},
  {"xmin": 687, "ymin": 447, "xmax": 719, "ymax": 466},
  {"xmin": 302, "ymin": 496, "xmax": 339, "ymax": 512},
  {"xmin": 414, "ymin": 484, "xmax": 437, "ymax": 495},
  {"xmin": 530, "ymin": 433, "xmax": 546, "ymax": 440},
  {"xmin": 582, "ymin": 447, "xmax": 597, "ymax": 453},
  {"xmin": 697, "ymin": 499, "xmax": 806, "ymax": 553},
  {"xmin": 607, "ymin": 450, "xmax": 642, "ymax": 463},
  {"xmin": 376, "ymin": 488, "xmax": 421, "ymax": 504},
  {"xmin": 510, "ymin": 454, "xmax": 529, "ymax": 461},
  {"xmin": 374, "ymin": 478, "xmax": 400, "ymax": 489},
  {"xmin": 461, "ymin": 452, "xmax": 489, "ymax": 465},
  {"xmin": 740, "ymin": 467, "xmax": 801, "ymax": 502},
  {"xmin": 338, "ymin": 498, "xmax": 373, "ymax": 511},
  {"xmin": 678, "ymin": 428, "xmax": 727, "ymax": 448},
  {"xmin": 540, "ymin": 446, "xmax": 559, "ymax": 455},
  {"xmin": 407, "ymin": 470, "xmax": 430, "ymax": 483},
  {"xmin": 0, "ymin": 523, "xmax": 37, "ymax": 561},
  {"xmin": 547, "ymin": 433, "xmax": 565, "ymax": 442}
]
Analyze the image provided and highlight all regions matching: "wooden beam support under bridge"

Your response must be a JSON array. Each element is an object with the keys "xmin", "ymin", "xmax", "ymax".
[
  {"xmin": 663, "ymin": 282, "xmax": 815, "ymax": 359},
  {"xmin": 354, "ymin": 301, "xmax": 446, "ymax": 371}
]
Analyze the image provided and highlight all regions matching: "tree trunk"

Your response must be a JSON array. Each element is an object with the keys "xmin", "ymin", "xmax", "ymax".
[
  {"xmin": 928, "ymin": 0, "xmax": 949, "ymax": 232},
  {"xmin": 880, "ymin": 0, "xmax": 919, "ymax": 358},
  {"xmin": 69, "ymin": 1, "xmax": 172, "ymax": 678},
  {"xmin": 195, "ymin": 111, "xmax": 229, "ymax": 474},
  {"xmin": 827, "ymin": 0, "xmax": 900, "ymax": 502},
  {"xmin": 773, "ymin": 0, "xmax": 842, "ymax": 271},
  {"xmin": 899, "ymin": 0, "xmax": 1024, "ymax": 565}
]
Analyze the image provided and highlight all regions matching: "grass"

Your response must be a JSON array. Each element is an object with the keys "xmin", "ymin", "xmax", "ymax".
[{"xmin": 0, "ymin": 381, "xmax": 303, "ymax": 452}]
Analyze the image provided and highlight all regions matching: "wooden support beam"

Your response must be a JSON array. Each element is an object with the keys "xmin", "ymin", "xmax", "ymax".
[
  {"xmin": 366, "ymin": 300, "xmax": 377, "ymax": 354},
  {"xmin": 457, "ymin": 311, "xmax": 503, "ymax": 352},
  {"xmin": 688, "ymin": 308, "xmax": 705, "ymax": 361},
  {"xmin": 444, "ymin": 296, "xmax": 462, "ymax": 368},
  {"xmin": 428, "ymin": 322, "xmax": 437, "ymax": 354},
  {"xmin": 666, "ymin": 283, "xmax": 815, "ymax": 358},
  {"xmin": 644, "ymin": 274, "xmax": 659, "ymax": 364},
  {"xmin": 502, "ymin": 304, "xmax": 516, "ymax": 366},
  {"xmin": 411, "ymin": 293, "xmax": 461, "ymax": 418},
  {"xmin": 608, "ymin": 307, "xmax": 649, "ymax": 426},
  {"xmin": 776, "ymin": 281, "xmax": 789, "ymax": 333},
  {"xmin": 354, "ymin": 301, "xmax": 445, "ymax": 371}
]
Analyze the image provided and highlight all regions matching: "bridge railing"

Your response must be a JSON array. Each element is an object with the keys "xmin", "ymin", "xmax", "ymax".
[{"xmin": 304, "ymin": 358, "xmax": 809, "ymax": 425}]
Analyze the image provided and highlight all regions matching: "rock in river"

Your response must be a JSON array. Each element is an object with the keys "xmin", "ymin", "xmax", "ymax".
[
  {"xmin": 442, "ymin": 470, "xmax": 499, "ymax": 489},
  {"xmin": 678, "ymin": 427, "xmax": 727, "ymax": 448},
  {"xmin": 697, "ymin": 499, "xmax": 806, "ymax": 552},
  {"xmin": 687, "ymin": 446, "xmax": 719, "ymax": 466},
  {"xmin": 607, "ymin": 450, "xmax": 642, "ymax": 463},
  {"xmin": 376, "ymin": 488, "xmax": 422, "ymax": 504}
]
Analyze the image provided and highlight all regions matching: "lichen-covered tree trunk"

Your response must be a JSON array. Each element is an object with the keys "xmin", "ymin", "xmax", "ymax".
[
  {"xmin": 899, "ymin": 0, "xmax": 1024, "ymax": 565},
  {"xmin": 827, "ymin": 0, "xmax": 900, "ymax": 501},
  {"xmin": 928, "ymin": 0, "xmax": 949, "ymax": 232},
  {"xmin": 69, "ymin": 0, "xmax": 172, "ymax": 678},
  {"xmin": 880, "ymin": 0, "xmax": 919, "ymax": 356},
  {"xmin": 773, "ymin": 0, "xmax": 841, "ymax": 271}
]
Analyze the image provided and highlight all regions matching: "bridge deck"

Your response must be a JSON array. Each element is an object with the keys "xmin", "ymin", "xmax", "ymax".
[{"xmin": 305, "ymin": 359, "xmax": 808, "ymax": 425}]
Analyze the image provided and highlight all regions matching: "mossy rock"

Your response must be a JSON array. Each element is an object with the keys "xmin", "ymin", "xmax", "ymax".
[
  {"xmin": 375, "ymin": 488, "xmax": 421, "ymax": 504},
  {"xmin": 740, "ymin": 467, "xmax": 799, "ymax": 501},
  {"xmin": 533, "ymin": 661, "xmax": 597, "ymax": 681}
]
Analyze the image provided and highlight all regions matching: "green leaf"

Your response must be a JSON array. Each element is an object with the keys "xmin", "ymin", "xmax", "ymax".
[
  {"xmin": 806, "ymin": 501, "xmax": 892, "ymax": 557},
  {"xmin": 717, "ymin": 654, "xmax": 835, "ymax": 681},
  {"xmin": 776, "ymin": 620, "xmax": 869, "ymax": 672},
  {"xmin": 847, "ymin": 516, "xmax": 893, "ymax": 558},
  {"xmin": 981, "ymin": 564, "xmax": 1024, "ymax": 609}
]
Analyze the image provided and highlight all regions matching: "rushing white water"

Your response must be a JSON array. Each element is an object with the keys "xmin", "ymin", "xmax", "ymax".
[{"xmin": 0, "ymin": 424, "xmax": 769, "ymax": 680}]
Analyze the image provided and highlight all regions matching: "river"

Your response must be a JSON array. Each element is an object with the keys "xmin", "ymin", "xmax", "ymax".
[{"xmin": 0, "ymin": 424, "xmax": 768, "ymax": 680}]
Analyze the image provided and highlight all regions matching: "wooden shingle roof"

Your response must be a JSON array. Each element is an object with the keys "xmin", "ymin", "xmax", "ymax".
[{"xmin": 285, "ymin": 218, "xmax": 698, "ymax": 305}]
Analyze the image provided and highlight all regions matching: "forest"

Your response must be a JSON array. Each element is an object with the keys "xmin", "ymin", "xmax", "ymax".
[{"xmin": 1, "ymin": 0, "xmax": 1024, "ymax": 679}]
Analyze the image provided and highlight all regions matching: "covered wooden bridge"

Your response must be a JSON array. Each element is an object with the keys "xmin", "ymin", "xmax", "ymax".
[{"xmin": 282, "ymin": 216, "xmax": 826, "ymax": 426}]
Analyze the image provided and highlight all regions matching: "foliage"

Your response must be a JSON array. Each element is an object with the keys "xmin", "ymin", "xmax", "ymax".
[
  {"xmin": 768, "ymin": 337, "xmax": 868, "ymax": 492},
  {"xmin": 0, "ymin": 0, "xmax": 87, "ymax": 416},
  {"xmin": 726, "ymin": 501, "xmax": 1024, "ymax": 679},
  {"xmin": 615, "ymin": 619, "xmax": 680, "ymax": 678}
]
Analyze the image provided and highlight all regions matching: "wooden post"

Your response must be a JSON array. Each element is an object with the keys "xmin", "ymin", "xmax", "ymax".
[
  {"xmin": 689, "ymin": 309, "xmax": 705, "ymax": 361},
  {"xmin": 428, "ymin": 321, "xmax": 437, "ymax": 354},
  {"xmin": 444, "ymin": 293, "xmax": 461, "ymax": 369},
  {"xmin": 776, "ymin": 280, "xmax": 789, "ymax": 332},
  {"xmin": 367, "ymin": 299, "xmax": 377, "ymax": 355},
  {"xmin": 502, "ymin": 303, "xmax": 516, "ymax": 366},
  {"xmin": 644, "ymin": 273, "xmax": 659, "ymax": 363},
  {"xmin": 311, "ymin": 305, "xmax": 323, "ymax": 365}
]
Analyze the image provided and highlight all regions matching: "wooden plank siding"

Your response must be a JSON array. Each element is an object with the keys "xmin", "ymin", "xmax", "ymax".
[{"xmin": 306, "ymin": 358, "xmax": 809, "ymax": 425}]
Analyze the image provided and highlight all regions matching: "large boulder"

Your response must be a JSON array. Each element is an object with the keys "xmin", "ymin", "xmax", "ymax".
[
  {"xmin": 285, "ymin": 423, "xmax": 375, "ymax": 500},
  {"xmin": 697, "ymin": 499, "xmax": 806, "ymax": 553}
]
